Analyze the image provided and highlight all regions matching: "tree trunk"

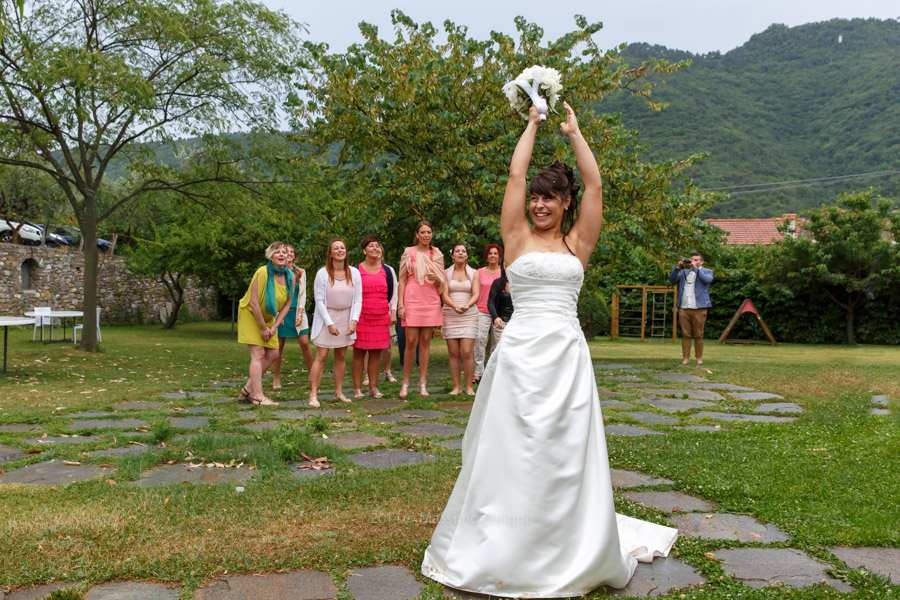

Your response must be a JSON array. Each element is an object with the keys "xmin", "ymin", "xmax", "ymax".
[
  {"xmin": 79, "ymin": 207, "xmax": 101, "ymax": 351},
  {"xmin": 161, "ymin": 272, "xmax": 186, "ymax": 330},
  {"xmin": 845, "ymin": 307, "xmax": 856, "ymax": 345}
]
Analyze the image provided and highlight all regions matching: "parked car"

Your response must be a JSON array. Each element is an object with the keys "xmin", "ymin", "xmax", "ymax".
[
  {"xmin": 0, "ymin": 219, "xmax": 47, "ymax": 246},
  {"xmin": 30, "ymin": 223, "xmax": 70, "ymax": 247},
  {"xmin": 50, "ymin": 225, "xmax": 117, "ymax": 252}
]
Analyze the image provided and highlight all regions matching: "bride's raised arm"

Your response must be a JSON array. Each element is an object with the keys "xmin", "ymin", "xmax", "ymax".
[
  {"xmin": 563, "ymin": 102, "xmax": 603, "ymax": 264},
  {"xmin": 500, "ymin": 105, "xmax": 542, "ymax": 262}
]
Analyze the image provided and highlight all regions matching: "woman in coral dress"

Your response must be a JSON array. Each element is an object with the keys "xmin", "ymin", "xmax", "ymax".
[
  {"xmin": 440, "ymin": 243, "xmax": 480, "ymax": 395},
  {"xmin": 397, "ymin": 220, "xmax": 445, "ymax": 398},
  {"xmin": 351, "ymin": 235, "xmax": 394, "ymax": 399}
]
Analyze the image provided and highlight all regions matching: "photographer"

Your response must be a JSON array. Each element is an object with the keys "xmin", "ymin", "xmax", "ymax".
[{"xmin": 669, "ymin": 253, "xmax": 714, "ymax": 365}]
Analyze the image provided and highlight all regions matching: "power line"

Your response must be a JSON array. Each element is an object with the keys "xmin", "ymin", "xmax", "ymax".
[{"xmin": 700, "ymin": 169, "xmax": 900, "ymax": 195}]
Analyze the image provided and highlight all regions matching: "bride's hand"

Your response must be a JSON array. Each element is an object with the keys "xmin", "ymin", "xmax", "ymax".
[
  {"xmin": 560, "ymin": 101, "xmax": 579, "ymax": 136},
  {"xmin": 528, "ymin": 104, "xmax": 542, "ymax": 128}
]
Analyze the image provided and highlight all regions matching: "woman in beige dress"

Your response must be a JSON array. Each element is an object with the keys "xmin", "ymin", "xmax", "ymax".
[{"xmin": 441, "ymin": 243, "xmax": 481, "ymax": 395}]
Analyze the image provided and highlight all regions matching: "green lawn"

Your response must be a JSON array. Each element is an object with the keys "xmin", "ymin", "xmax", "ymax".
[{"xmin": 1, "ymin": 322, "xmax": 898, "ymax": 599}]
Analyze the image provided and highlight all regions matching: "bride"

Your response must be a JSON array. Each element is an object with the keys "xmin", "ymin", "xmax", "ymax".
[{"xmin": 421, "ymin": 102, "xmax": 677, "ymax": 597}]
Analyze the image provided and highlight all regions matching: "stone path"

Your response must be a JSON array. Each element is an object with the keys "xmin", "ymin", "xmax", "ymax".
[
  {"xmin": 349, "ymin": 449, "xmax": 436, "ymax": 468},
  {"xmin": 194, "ymin": 570, "xmax": 336, "ymax": 599},
  {"xmin": 669, "ymin": 513, "xmax": 790, "ymax": 543},
  {"xmin": 133, "ymin": 464, "xmax": 254, "ymax": 486},
  {"xmin": 392, "ymin": 422, "xmax": 465, "ymax": 438},
  {"xmin": 84, "ymin": 582, "xmax": 180, "ymax": 599},
  {"xmin": 2, "ymin": 582, "xmax": 76, "ymax": 599},
  {"xmin": 712, "ymin": 547, "xmax": 854, "ymax": 592},
  {"xmin": 607, "ymin": 558, "xmax": 706, "ymax": 597},
  {"xmin": 368, "ymin": 410, "xmax": 446, "ymax": 424},
  {"xmin": 830, "ymin": 547, "xmax": 900, "ymax": 583},
  {"xmin": 346, "ymin": 566, "xmax": 423, "ymax": 600},
  {"xmin": 623, "ymin": 490, "xmax": 714, "ymax": 512},
  {"xmin": 870, "ymin": 394, "xmax": 891, "ymax": 415},
  {"xmin": 0, "ymin": 460, "xmax": 114, "ymax": 485},
  {"xmin": 610, "ymin": 469, "xmax": 673, "ymax": 488},
  {"xmin": 0, "ymin": 444, "xmax": 26, "ymax": 463}
]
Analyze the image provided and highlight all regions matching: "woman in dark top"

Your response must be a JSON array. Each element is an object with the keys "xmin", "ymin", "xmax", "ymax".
[{"xmin": 487, "ymin": 266, "xmax": 513, "ymax": 348}]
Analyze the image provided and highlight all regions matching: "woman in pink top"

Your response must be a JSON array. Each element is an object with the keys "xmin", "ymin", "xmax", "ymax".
[
  {"xmin": 473, "ymin": 244, "xmax": 503, "ymax": 384},
  {"xmin": 351, "ymin": 235, "xmax": 394, "ymax": 399},
  {"xmin": 397, "ymin": 220, "xmax": 445, "ymax": 398}
]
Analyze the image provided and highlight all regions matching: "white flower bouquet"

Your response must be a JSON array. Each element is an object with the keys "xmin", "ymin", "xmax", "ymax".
[{"xmin": 502, "ymin": 65, "xmax": 562, "ymax": 121}]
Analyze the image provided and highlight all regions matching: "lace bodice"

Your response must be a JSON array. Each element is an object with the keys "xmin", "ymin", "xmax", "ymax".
[
  {"xmin": 507, "ymin": 251, "xmax": 584, "ymax": 284},
  {"xmin": 506, "ymin": 251, "xmax": 583, "ymax": 330}
]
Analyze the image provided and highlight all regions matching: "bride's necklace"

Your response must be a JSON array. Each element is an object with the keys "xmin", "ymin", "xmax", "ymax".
[{"xmin": 532, "ymin": 229, "xmax": 562, "ymax": 248}]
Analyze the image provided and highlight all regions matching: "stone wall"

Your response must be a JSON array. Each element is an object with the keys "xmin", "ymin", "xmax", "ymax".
[{"xmin": 0, "ymin": 244, "xmax": 217, "ymax": 324}]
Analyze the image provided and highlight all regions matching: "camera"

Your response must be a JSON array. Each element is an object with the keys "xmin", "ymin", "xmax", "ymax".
[{"xmin": 681, "ymin": 258, "xmax": 693, "ymax": 268}]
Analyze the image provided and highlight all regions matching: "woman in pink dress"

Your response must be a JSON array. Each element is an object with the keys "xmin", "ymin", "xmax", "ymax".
[
  {"xmin": 441, "ymin": 243, "xmax": 480, "ymax": 395},
  {"xmin": 473, "ymin": 244, "xmax": 503, "ymax": 384},
  {"xmin": 351, "ymin": 235, "xmax": 395, "ymax": 399},
  {"xmin": 308, "ymin": 239, "xmax": 362, "ymax": 407},
  {"xmin": 397, "ymin": 220, "xmax": 445, "ymax": 398}
]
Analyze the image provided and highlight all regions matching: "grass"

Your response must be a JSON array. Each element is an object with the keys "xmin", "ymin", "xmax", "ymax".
[{"xmin": 1, "ymin": 322, "xmax": 899, "ymax": 598}]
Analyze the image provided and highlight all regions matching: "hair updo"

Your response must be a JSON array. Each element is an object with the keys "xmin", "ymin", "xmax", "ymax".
[{"xmin": 528, "ymin": 161, "xmax": 580, "ymax": 233}]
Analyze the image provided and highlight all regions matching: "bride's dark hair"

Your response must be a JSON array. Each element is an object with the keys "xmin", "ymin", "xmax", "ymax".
[{"xmin": 528, "ymin": 161, "xmax": 580, "ymax": 234}]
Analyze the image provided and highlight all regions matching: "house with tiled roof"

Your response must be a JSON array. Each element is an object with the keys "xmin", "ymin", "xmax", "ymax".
[{"xmin": 705, "ymin": 214, "xmax": 806, "ymax": 245}]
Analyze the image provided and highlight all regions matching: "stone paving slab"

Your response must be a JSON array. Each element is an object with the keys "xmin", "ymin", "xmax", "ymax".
[
  {"xmin": 599, "ymin": 400, "xmax": 634, "ymax": 410},
  {"xmin": 604, "ymin": 375, "xmax": 646, "ymax": 382},
  {"xmin": 623, "ymin": 490, "xmax": 714, "ymax": 513},
  {"xmin": 437, "ymin": 401, "xmax": 474, "ymax": 414},
  {"xmin": 436, "ymin": 438, "xmax": 463, "ymax": 451},
  {"xmin": 607, "ymin": 557, "xmax": 706, "ymax": 597},
  {"xmin": 168, "ymin": 406, "xmax": 209, "ymax": 414},
  {"xmin": 114, "ymin": 401, "xmax": 167, "ymax": 410},
  {"xmin": 0, "ymin": 424, "xmax": 42, "ymax": 433},
  {"xmin": 0, "ymin": 460, "xmax": 114, "ymax": 485},
  {"xmin": 243, "ymin": 421, "xmax": 281, "ymax": 432},
  {"xmin": 594, "ymin": 363, "xmax": 634, "ymax": 370},
  {"xmin": 84, "ymin": 582, "xmax": 181, "ymax": 599},
  {"xmin": 169, "ymin": 416, "xmax": 209, "ymax": 428},
  {"xmin": 274, "ymin": 400, "xmax": 315, "ymax": 408},
  {"xmin": 276, "ymin": 409, "xmax": 352, "ymax": 420},
  {"xmin": 369, "ymin": 410, "xmax": 446, "ymax": 424},
  {"xmin": 324, "ymin": 432, "xmax": 388, "ymax": 449},
  {"xmin": 0, "ymin": 444, "xmax": 27, "ymax": 463},
  {"xmin": 730, "ymin": 392, "xmax": 784, "ymax": 401},
  {"xmin": 713, "ymin": 547, "xmax": 854, "ymax": 592},
  {"xmin": 68, "ymin": 418, "xmax": 148, "ymax": 431},
  {"xmin": 651, "ymin": 373, "xmax": 709, "ymax": 383},
  {"xmin": 870, "ymin": 408, "xmax": 891, "ymax": 416},
  {"xmin": 349, "ymin": 449, "xmax": 436, "ymax": 468},
  {"xmin": 195, "ymin": 570, "xmax": 337, "ymax": 599},
  {"xmin": 160, "ymin": 391, "xmax": 214, "ymax": 399},
  {"xmin": 60, "ymin": 411, "xmax": 119, "ymax": 418},
  {"xmin": 597, "ymin": 391, "xmax": 631, "ymax": 398},
  {"xmin": 347, "ymin": 566, "xmax": 423, "ymax": 600},
  {"xmin": 610, "ymin": 469, "xmax": 674, "ymax": 488},
  {"xmin": 754, "ymin": 402, "xmax": 804, "ymax": 413},
  {"xmin": 634, "ymin": 397, "xmax": 715, "ymax": 413},
  {"xmin": 25, "ymin": 436, "xmax": 101, "ymax": 445},
  {"xmin": 5, "ymin": 582, "xmax": 77, "ymax": 600},
  {"xmin": 669, "ymin": 513, "xmax": 790, "ymax": 542},
  {"xmin": 392, "ymin": 422, "xmax": 465, "ymax": 438},
  {"xmin": 638, "ymin": 388, "xmax": 724, "ymax": 401},
  {"xmin": 133, "ymin": 464, "xmax": 254, "ymax": 486},
  {"xmin": 87, "ymin": 445, "xmax": 155, "ymax": 458},
  {"xmin": 205, "ymin": 381, "xmax": 244, "ymax": 387},
  {"xmin": 687, "ymin": 383, "xmax": 756, "ymax": 391},
  {"xmin": 693, "ymin": 412, "xmax": 797, "ymax": 423},
  {"xmin": 829, "ymin": 547, "xmax": 900, "ymax": 583},
  {"xmin": 871, "ymin": 395, "xmax": 890, "ymax": 406},
  {"xmin": 677, "ymin": 425, "xmax": 725, "ymax": 432},
  {"xmin": 606, "ymin": 425, "xmax": 663, "ymax": 437},
  {"xmin": 359, "ymin": 399, "xmax": 409, "ymax": 412},
  {"xmin": 622, "ymin": 412, "xmax": 679, "ymax": 425}
]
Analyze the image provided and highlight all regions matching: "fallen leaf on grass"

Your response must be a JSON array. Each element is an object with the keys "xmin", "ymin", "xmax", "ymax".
[
  {"xmin": 705, "ymin": 514, "xmax": 714, "ymax": 519},
  {"xmin": 128, "ymin": 441, "xmax": 147, "ymax": 447},
  {"xmin": 401, "ymin": 414, "xmax": 423, "ymax": 418},
  {"xmin": 105, "ymin": 479, "xmax": 117, "ymax": 485},
  {"xmin": 163, "ymin": 460, "xmax": 178, "ymax": 465},
  {"xmin": 747, "ymin": 532, "xmax": 763, "ymax": 539},
  {"xmin": 704, "ymin": 552, "xmax": 718, "ymax": 560},
  {"xmin": 63, "ymin": 461, "xmax": 82, "ymax": 466},
  {"xmin": 27, "ymin": 450, "xmax": 42, "ymax": 455}
]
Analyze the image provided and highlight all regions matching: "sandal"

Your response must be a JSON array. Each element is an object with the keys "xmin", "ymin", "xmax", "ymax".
[
  {"xmin": 419, "ymin": 382, "xmax": 429, "ymax": 398},
  {"xmin": 354, "ymin": 389, "xmax": 365, "ymax": 400},
  {"xmin": 399, "ymin": 383, "xmax": 409, "ymax": 399},
  {"xmin": 308, "ymin": 397, "xmax": 320, "ymax": 408},
  {"xmin": 239, "ymin": 386, "xmax": 251, "ymax": 401},
  {"xmin": 338, "ymin": 394, "xmax": 352, "ymax": 403},
  {"xmin": 362, "ymin": 377, "xmax": 369, "ymax": 387},
  {"xmin": 385, "ymin": 373, "xmax": 398, "ymax": 383},
  {"xmin": 370, "ymin": 388, "xmax": 384, "ymax": 399},
  {"xmin": 251, "ymin": 396, "xmax": 279, "ymax": 406}
]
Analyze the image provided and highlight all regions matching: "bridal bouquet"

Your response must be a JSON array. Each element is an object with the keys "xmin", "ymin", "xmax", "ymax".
[{"xmin": 502, "ymin": 65, "xmax": 562, "ymax": 121}]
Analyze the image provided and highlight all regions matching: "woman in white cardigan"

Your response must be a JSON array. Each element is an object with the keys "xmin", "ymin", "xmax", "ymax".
[{"xmin": 308, "ymin": 239, "xmax": 363, "ymax": 407}]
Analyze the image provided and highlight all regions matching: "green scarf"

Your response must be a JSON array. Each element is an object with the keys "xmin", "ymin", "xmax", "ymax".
[{"xmin": 264, "ymin": 261, "xmax": 292, "ymax": 318}]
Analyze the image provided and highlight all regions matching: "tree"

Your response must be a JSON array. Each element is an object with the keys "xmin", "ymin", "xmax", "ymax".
[
  {"xmin": 0, "ymin": 161, "xmax": 63, "ymax": 244},
  {"xmin": 292, "ymin": 11, "xmax": 720, "ymax": 274},
  {"xmin": 0, "ymin": 0, "xmax": 302, "ymax": 349},
  {"xmin": 765, "ymin": 190, "xmax": 900, "ymax": 344}
]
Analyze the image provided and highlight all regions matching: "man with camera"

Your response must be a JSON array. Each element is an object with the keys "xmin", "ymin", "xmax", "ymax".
[{"xmin": 669, "ymin": 253, "xmax": 714, "ymax": 365}]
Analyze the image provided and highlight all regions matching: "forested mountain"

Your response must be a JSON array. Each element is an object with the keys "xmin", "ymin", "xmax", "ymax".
[{"xmin": 605, "ymin": 18, "xmax": 900, "ymax": 218}]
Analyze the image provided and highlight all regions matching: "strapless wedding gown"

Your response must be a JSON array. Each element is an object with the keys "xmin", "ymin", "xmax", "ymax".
[{"xmin": 421, "ymin": 251, "xmax": 677, "ymax": 598}]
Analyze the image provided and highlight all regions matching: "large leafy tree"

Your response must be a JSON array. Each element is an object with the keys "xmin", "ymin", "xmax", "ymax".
[
  {"xmin": 292, "ymin": 11, "xmax": 719, "ymax": 273},
  {"xmin": 0, "ymin": 0, "xmax": 302, "ymax": 349},
  {"xmin": 765, "ymin": 190, "xmax": 900, "ymax": 344}
]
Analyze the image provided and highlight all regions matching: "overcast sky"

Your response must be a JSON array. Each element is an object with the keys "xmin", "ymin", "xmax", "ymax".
[{"xmin": 264, "ymin": 0, "xmax": 898, "ymax": 54}]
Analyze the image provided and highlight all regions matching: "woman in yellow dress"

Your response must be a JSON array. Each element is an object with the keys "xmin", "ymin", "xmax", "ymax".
[{"xmin": 238, "ymin": 241, "xmax": 293, "ymax": 406}]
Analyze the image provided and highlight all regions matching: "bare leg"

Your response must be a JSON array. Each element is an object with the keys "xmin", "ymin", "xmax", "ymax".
[
  {"xmin": 351, "ymin": 346, "xmax": 367, "ymax": 395},
  {"xmin": 309, "ymin": 346, "xmax": 330, "ymax": 402},
  {"xmin": 333, "ymin": 346, "xmax": 349, "ymax": 400},
  {"xmin": 273, "ymin": 337, "xmax": 287, "ymax": 388},
  {"xmin": 367, "ymin": 349, "xmax": 382, "ymax": 395},
  {"xmin": 247, "ymin": 344, "xmax": 267, "ymax": 397},
  {"xmin": 460, "ymin": 337, "xmax": 476, "ymax": 395},
  {"xmin": 418, "ymin": 327, "xmax": 434, "ymax": 391},
  {"xmin": 297, "ymin": 334, "xmax": 314, "ymax": 370},
  {"xmin": 381, "ymin": 346, "xmax": 395, "ymax": 381},
  {"xmin": 446, "ymin": 337, "xmax": 462, "ymax": 394},
  {"xmin": 402, "ymin": 327, "xmax": 421, "ymax": 386}
]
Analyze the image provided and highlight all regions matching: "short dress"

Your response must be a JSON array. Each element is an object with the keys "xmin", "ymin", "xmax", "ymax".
[
  {"xmin": 354, "ymin": 265, "xmax": 391, "ymax": 350},
  {"xmin": 477, "ymin": 268, "xmax": 502, "ymax": 314},
  {"xmin": 237, "ymin": 265, "xmax": 288, "ymax": 349},
  {"xmin": 278, "ymin": 286, "xmax": 300, "ymax": 339},
  {"xmin": 401, "ymin": 246, "xmax": 444, "ymax": 327},
  {"xmin": 313, "ymin": 277, "xmax": 356, "ymax": 349},
  {"xmin": 442, "ymin": 265, "xmax": 479, "ymax": 339}
]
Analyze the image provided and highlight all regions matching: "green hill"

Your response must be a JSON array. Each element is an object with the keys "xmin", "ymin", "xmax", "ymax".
[{"xmin": 606, "ymin": 18, "xmax": 900, "ymax": 218}]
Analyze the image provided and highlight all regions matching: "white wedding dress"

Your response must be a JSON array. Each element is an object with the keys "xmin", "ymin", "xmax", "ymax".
[{"xmin": 422, "ymin": 251, "xmax": 677, "ymax": 598}]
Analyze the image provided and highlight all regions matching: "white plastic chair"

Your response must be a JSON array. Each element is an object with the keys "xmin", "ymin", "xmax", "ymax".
[
  {"xmin": 32, "ymin": 306, "xmax": 59, "ymax": 341},
  {"xmin": 73, "ymin": 307, "xmax": 102, "ymax": 343}
]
